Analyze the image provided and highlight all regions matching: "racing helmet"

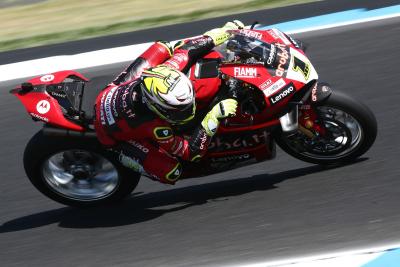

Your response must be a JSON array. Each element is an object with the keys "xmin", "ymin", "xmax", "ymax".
[{"xmin": 141, "ymin": 65, "xmax": 195, "ymax": 124}]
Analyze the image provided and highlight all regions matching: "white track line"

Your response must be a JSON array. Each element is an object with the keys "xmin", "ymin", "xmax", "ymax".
[
  {"xmin": 283, "ymin": 12, "xmax": 400, "ymax": 34},
  {"xmin": 226, "ymin": 243, "xmax": 400, "ymax": 267}
]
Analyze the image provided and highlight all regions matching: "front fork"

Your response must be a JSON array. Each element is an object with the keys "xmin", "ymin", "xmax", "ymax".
[
  {"xmin": 279, "ymin": 82, "xmax": 332, "ymax": 137},
  {"xmin": 278, "ymin": 105, "xmax": 322, "ymax": 137},
  {"xmin": 279, "ymin": 105, "xmax": 298, "ymax": 132}
]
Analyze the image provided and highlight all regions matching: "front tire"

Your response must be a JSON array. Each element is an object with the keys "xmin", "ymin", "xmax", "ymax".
[
  {"xmin": 274, "ymin": 90, "xmax": 377, "ymax": 165},
  {"xmin": 24, "ymin": 130, "xmax": 141, "ymax": 207}
]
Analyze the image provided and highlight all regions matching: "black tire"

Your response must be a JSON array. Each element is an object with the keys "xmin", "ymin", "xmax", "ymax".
[
  {"xmin": 274, "ymin": 90, "xmax": 377, "ymax": 165},
  {"xmin": 23, "ymin": 130, "xmax": 141, "ymax": 207}
]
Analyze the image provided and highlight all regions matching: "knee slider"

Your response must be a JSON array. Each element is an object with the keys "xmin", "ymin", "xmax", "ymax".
[{"xmin": 164, "ymin": 163, "xmax": 183, "ymax": 184}]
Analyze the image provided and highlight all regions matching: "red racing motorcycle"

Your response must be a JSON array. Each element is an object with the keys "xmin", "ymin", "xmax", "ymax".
[{"xmin": 11, "ymin": 27, "xmax": 377, "ymax": 207}]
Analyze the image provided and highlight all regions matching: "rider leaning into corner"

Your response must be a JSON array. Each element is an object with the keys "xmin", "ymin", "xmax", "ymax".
[{"xmin": 94, "ymin": 20, "xmax": 245, "ymax": 185}]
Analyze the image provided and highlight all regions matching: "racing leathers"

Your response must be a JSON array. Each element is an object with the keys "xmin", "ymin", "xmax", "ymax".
[{"xmin": 94, "ymin": 22, "xmax": 243, "ymax": 184}]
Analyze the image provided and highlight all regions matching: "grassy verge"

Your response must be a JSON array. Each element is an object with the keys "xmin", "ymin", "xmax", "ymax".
[{"xmin": 0, "ymin": 0, "xmax": 316, "ymax": 52}]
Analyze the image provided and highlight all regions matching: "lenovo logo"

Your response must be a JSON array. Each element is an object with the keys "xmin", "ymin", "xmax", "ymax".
[{"xmin": 269, "ymin": 85, "xmax": 295, "ymax": 105}]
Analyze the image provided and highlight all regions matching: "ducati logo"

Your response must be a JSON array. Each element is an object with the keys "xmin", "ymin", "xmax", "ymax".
[{"xmin": 36, "ymin": 100, "xmax": 50, "ymax": 114}]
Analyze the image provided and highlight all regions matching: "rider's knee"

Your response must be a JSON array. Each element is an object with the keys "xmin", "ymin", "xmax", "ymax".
[
  {"xmin": 157, "ymin": 162, "xmax": 183, "ymax": 185},
  {"xmin": 165, "ymin": 162, "xmax": 183, "ymax": 184}
]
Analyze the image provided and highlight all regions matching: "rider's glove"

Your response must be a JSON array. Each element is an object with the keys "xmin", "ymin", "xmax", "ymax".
[
  {"xmin": 201, "ymin": 99, "xmax": 238, "ymax": 136},
  {"xmin": 205, "ymin": 20, "xmax": 245, "ymax": 46},
  {"xmin": 223, "ymin": 20, "xmax": 245, "ymax": 31}
]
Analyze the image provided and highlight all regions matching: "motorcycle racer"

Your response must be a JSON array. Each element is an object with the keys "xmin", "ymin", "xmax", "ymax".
[{"xmin": 94, "ymin": 20, "xmax": 244, "ymax": 184}]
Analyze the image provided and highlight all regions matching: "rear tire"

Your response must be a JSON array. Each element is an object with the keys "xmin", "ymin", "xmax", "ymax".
[
  {"xmin": 24, "ymin": 130, "xmax": 141, "ymax": 207},
  {"xmin": 274, "ymin": 90, "xmax": 377, "ymax": 165}
]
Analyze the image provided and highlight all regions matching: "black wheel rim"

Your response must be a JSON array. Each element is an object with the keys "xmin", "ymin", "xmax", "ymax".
[{"xmin": 283, "ymin": 106, "xmax": 363, "ymax": 160}]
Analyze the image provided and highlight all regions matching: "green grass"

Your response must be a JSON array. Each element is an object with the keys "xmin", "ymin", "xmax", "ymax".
[{"xmin": 0, "ymin": 0, "xmax": 316, "ymax": 52}]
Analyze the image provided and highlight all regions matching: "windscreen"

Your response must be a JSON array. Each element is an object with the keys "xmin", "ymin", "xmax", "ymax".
[{"xmin": 223, "ymin": 33, "xmax": 276, "ymax": 65}]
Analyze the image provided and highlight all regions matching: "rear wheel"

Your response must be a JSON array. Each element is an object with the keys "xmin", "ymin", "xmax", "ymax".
[
  {"xmin": 274, "ymin": 90, "xmax": 377, "ymax": 165},
  {"xmin": 24, "ymin": 131, "xmax": 140, "ymax": 207}
]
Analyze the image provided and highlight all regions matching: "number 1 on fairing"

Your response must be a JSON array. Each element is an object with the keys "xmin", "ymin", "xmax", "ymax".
[{"xmin": 292, "ymin": 56, "xmax": 310, "ymax": 80}]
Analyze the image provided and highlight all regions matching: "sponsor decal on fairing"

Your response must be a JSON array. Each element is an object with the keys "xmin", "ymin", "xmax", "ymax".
[
  {"xmin": 211, "ymin": 153, "xmax": 251, "ymax": 163},
  {"xmin": 239, "ymin": 29, "xmax": 263, "ymax": 39},
  {"xmin": 285, "ymin": 47, "xmax": 318, "ymax": 83},
  {"xmin": 40, "ymin": 74, "xmax": 55, "ymax": 82},
  {"xmin": 311, "ymin": 83, "xmax": 318, "ymax": 102},
  {"xmin": 269, "ymin": 83, "xmax": 295, "ymax": 105},
  {"xmin": 266, "ymin": 44, "xmax": 276, "ymax": 65},
  {"xmin": 261, "ymin": 78, "xmax": 287, "ymax": 97},
  {"xmin": 208, "ymin": 130, "xmax": 269, "ymax": 151},
  {"xmin": 36, "ymin": 100, "xmax": 50, "ymax": 114},
  {"xmin": 30, "ymin": 112, "xmax": 49, "ymax": 122},
  {"xmin": 275, "ymin": 43, "xmax": 289, "ymax": 77},
  {"xmin": 234, "ymin": 67, "xmax": 258, "ymax": 78},
  {"xmin": 259, "ymin": 79, "xmax": 272, "ymax": 90},
  {"xmin": 50, "ymin": 91, "xmax": 66, "ymax": 98}
]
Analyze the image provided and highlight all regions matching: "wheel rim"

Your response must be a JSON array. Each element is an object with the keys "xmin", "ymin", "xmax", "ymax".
[
  {"xmin": 42, "ymin": 150, "xmax": 119, "ymax": 201},
  {"xmin": 284, "ymin": 106, "xmax": 363, "ymax": 160}
]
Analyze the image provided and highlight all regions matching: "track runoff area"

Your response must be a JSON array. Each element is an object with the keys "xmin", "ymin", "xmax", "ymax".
[{"xmin": 2, "ymin": 3, "xmax": 400, "ymax": 267}]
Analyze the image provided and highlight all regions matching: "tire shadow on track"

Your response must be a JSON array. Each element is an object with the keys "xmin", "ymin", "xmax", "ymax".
[{"xmin": 0, "ymin": 160, "xmax": 367, "ymax": 233}]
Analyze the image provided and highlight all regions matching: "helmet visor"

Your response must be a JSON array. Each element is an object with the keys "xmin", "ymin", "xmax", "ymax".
[{"xmin": 152, "ymin": 100, "xmax": 196, "ymax": 124}]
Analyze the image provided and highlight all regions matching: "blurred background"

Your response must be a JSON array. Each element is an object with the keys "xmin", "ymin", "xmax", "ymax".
[{"xmin": 0, "ymin": 0, "xmax": 315, "ymax": 52}]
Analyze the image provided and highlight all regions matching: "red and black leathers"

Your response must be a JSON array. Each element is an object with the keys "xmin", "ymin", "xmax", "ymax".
[{"xmin": 94, "ymin": 36, "xmax": 216, "ymax": 184}]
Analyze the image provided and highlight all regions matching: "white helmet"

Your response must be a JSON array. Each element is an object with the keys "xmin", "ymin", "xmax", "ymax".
[{"xmin": 141, "ymin": 66, "xmax": 195, "ymax": 124}]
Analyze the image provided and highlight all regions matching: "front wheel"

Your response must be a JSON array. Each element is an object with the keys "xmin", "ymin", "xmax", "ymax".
[
  {"xmin": 274, "ymin": 90, "xmax": 377, "ymax": 165},
  {"xmin": 24, "ymin": 131, "xmax": 141, "ymax": 207}
]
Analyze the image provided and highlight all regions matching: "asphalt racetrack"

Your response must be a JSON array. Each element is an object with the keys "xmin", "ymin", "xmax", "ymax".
[{"xmin": 1, "ymin": 8, "xmax": 400, "ymax": 267}]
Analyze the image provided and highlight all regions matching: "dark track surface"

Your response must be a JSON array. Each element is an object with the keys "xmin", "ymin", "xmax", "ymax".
[{"xmin": 1, "ymin": 7, "xmax": 400, "ymax": 267}]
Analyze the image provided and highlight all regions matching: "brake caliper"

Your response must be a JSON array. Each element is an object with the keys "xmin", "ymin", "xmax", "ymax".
[{"xmin": 299, "ymin": 105, "xmax": 327, "ymax": 137}]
